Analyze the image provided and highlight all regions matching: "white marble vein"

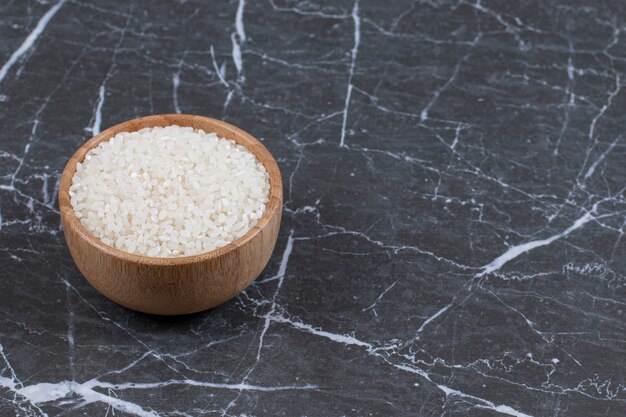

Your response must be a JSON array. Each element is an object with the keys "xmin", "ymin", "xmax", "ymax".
[
  {"xmin": 235, "ymin": 0, "xmax": 246, "ymax": 43},
  {"xmin": 476, "ymin": 206, "xmax": 598, "ymax": 278},
  {"xmin": 221, "ymin": 230, "xmax": 295, "ymax": 416},
  {"xmin": 271, "ymin": 314, "xmax": 536, "ymax": 417},
  {"xmin": 583, "ymin": 135, "xmax": 621, "ymax": 180},
  {"xmin": 172, "ymin": 53, "xmax": 187, "ymax": 115},
  {"xmin": 1, "ymin": 342, "xmax": 315, "ymax": 417},
  {"xmin": 231, "ymin": 0, "xmax": 246, "ymax": 80},
  {"xmin": 210, "ymin": 45, "xmax": 229, "ymax": 87},
  {"xmin": 91, "ymin": 84, "xmax": 105, "ymax": 135},
  {"xmin": 362, "ymin": 281, "xmax": 396, "ymax": 313},
  {"xmin": 588, "ymin": 75, "xmax": 621, "ymax": 142},
  {"xmin": 420, "ymin": 34, "xmax": 480, "ymax": 122},
  {"xmin": 414, "ymin": 302, "xmax": 453, "ymax": 339},
  {"xmin": 339, "ymin": 0, "xmax": 360, "ymax": 147},
  {"xmin": 0, "ymin": 0, "xmax": 66, "ymax": 85}
]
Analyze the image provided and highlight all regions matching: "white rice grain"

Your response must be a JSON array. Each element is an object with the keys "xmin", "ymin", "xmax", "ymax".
[{"xmin": 69, "ymin": 125, "xmax": 270, "ymax": 257}]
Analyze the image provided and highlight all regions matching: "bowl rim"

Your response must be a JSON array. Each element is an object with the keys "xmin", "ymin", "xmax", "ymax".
[{"xmin": 58, "ymin": 114, "xmax": 283, "ymax": 266}]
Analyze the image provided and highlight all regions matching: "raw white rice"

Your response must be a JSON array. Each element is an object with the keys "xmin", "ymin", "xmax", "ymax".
[{"xmin": 69, "ymin": 125, "xmax": 270, "ymax": 257}]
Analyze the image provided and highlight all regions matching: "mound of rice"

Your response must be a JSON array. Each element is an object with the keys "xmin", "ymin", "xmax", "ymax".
[{"xmin": 69, "ymin": 125, "xmax": 270, "ymax": 257}]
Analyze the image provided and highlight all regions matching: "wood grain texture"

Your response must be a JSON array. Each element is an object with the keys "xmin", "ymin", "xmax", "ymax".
[{"xmin": 59, "ymin": 114, "xmax": 283, "ymax": 315}]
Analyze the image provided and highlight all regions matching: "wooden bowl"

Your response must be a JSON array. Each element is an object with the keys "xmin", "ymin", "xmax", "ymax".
[{"xmin": 59, "ymin": 114, "xmax": 282, "ymax": 315}]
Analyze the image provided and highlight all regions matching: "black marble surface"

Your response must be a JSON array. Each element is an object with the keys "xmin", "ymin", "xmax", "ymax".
[{"xmin": 1, "ymin": 0, "xmax": 625, "ymax": 416}]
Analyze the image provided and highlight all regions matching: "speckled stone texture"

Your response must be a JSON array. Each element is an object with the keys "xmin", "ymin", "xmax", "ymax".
[{"xmin": 0, "ymin": 1, "xmax": 625, "ymax": 416}]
